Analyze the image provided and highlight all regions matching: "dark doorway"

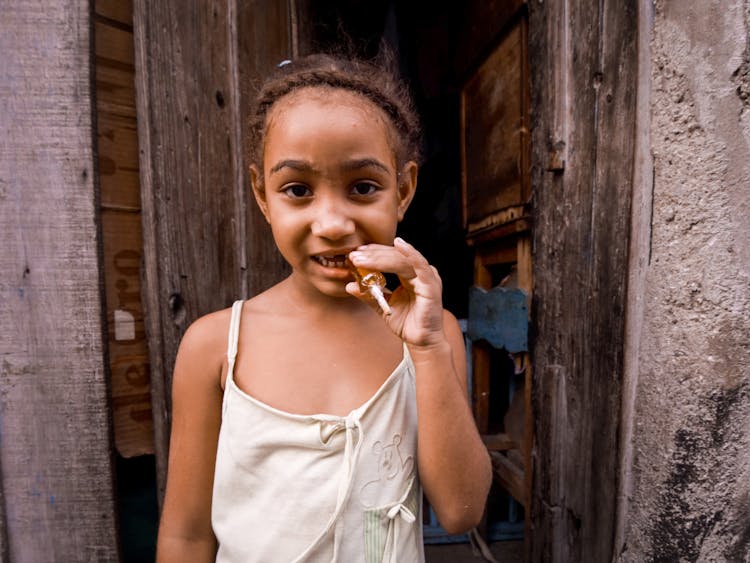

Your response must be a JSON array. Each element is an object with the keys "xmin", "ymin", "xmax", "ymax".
[{"xmin": 301, "ymin": 0, "xmax": 530, "ymax": 554}]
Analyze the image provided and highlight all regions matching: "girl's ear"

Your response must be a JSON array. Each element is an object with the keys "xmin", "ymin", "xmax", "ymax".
[
  {"xmin": 397, "ymin": 161, "xmax": 418, "ymax": 221},
  {"xmin": 249, "ymin": 165, "xmax": 270, "ymax": 223}
]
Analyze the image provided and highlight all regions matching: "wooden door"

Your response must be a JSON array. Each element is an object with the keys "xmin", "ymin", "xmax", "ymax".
[
  {"xmin": 527, "ymin": 1, "xmax": 637, "ymax": 561},
  {"xmin": 134, "ymin": 0, "xmax": 295, "ymax": 500}
]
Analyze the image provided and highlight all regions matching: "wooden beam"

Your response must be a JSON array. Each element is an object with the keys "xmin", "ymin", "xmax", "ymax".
[
  {"xmin": 528, "ymin": 0, "xmax": 638, "ymax": 561},
  {"xmin": 482, "ymin": 432, "xmax": 517, "ymax": 451},
  {"xmin": 0, "ymin": 1, "xmax": 118, "ymax": 559},
  {"xmin": 490, "ymin": 451, "xmax": 526, "ymax": 507}
]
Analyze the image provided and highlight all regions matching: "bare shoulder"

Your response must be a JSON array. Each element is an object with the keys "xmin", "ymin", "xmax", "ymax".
[
  {"xmin": 180, "ymin": 306, "xmax": 233, "ymax": 355},
  {"xmin": 173, "ymin": 305, "xmax": 235, "ymax": 390}
]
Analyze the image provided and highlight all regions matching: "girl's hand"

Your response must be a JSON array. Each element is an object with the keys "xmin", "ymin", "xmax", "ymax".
[{"xmin": 346, "ymin": 237, "xmax": 445, "ymax": 348}]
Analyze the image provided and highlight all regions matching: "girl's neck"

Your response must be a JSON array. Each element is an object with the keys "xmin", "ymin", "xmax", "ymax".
[{"xmin": 281, "ymin": 274, "xmax": 367, "ymax": 319}]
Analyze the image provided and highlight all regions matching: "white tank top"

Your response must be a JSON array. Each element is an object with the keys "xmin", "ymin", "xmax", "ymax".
[{"xmin": 211, "ymin": 300, "xmax": 425, "ymax": 562}]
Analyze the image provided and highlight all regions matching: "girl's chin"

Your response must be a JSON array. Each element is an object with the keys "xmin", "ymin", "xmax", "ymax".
[
  {"xmin": 315, "ymin": 281, "xmax": 353, "ymax": 299},
  {"xmin": 291, "ymin": 273, "xmax": 352, "ymax": 299}
]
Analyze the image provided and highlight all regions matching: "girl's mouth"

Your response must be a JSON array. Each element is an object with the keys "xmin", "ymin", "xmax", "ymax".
[{"xmin": 312, "ymin": 255, "xmax": 348, "ymax": 269}]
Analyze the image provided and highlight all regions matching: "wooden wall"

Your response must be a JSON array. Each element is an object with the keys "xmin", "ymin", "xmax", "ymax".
[
  {"xmin": 133, "ymin": 0, "xmax": 293, "ymax": 497},
  {"xmin": 0, "ymin": 1, "xmax": 119, "ymax": 560},
  {"xmin": 528, "ymin": 0, "xmax": 638, "ymax": 561},
  {"xmin": 96, "ymin": 0, "xmax": 156, "ymax": 459}
]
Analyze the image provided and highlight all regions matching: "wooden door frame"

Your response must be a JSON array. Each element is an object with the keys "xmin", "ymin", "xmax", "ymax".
[
  {"xmin": 528, "ymin": 1, "xmax": 638, "ymax": 561},
  {"xmin": 132, "ymin": 2, "xmax": 640, "ymax": 561}
]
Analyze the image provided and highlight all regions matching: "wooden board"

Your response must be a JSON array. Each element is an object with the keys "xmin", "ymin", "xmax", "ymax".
[
  {"xmin": 96, "ymin": 0, "xmax": 134, "ymax": 26},
  {"xmin": 461, "ymin": 16, "xmax": 530, "ymax": 236},
  {"xmin": 236, "ymin": 0, "xmax": 294, "ymax": 294},
  {"xmin": 97, "ymin": 111, "xmax": 141, "ymax": 210},
  {"xmin": 528, "ymin": 0, "xmax": 638, "ymax": 561},
  {"xmin": 96, "ymin": 5, "xmax": 154, "ymax": 457},
  {"xmin": 0, "ymin": 2, "xmax": 118, "ymax": 559},
  {"xmin": 101, "ymin": 210, "xmax": 155, "ymax": 457},
  {"xmin": 95, "ymin": 21, "xmax": 137, "ymax": 118},
  {"xmin": 133, "ymin": 0, "xmax": 295, "ymax": 499}
]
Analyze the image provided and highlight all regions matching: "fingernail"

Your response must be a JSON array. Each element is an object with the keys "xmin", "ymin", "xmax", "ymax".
[{"xmin": 394, "ymin": 237, "xmax": 405, "ymax": 245}]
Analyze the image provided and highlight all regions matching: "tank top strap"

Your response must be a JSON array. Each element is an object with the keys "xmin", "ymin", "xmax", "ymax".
[{"xmin": 226, "ymin": 300, "xmax": 244, "ymax": 385}]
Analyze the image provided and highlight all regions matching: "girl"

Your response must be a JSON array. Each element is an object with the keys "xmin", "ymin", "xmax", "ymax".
[{"xmin": 156, "ymin": 53, "xmax": 492, "ymax": 562}]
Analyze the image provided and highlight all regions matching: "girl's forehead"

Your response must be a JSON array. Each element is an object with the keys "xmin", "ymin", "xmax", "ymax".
[
  {"xmin": 269, "ymin": 87, "xmax": 386, "ymax": 125},
  {"xmin": 264, "ymin": 87, "xmax": 399, "ymax": 158}
]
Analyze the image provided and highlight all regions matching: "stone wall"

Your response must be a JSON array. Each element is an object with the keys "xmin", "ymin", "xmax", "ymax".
[{"xmin": 618, "ymin": 1, "xmax": 750, "ymax": 561}]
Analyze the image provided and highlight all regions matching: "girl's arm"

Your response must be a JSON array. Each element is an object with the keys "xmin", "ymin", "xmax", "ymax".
[
  {"xmin": 409, "ymin": 310, "xmax": 491, "ymax": 534},
  {"xmin": 347, "ymin": 238, "xmax": 492, "ymax": 534},
  {"xmin": 156, "ymin": 313, "xmax": 226, "ymax": 563}
]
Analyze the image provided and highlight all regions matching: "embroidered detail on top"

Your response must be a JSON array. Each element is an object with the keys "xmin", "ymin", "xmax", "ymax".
[{"xmin": 360, "ymin": 433, "xmax": 414, "ymax": 508}]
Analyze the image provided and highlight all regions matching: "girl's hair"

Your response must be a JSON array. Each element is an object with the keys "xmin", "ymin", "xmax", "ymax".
[{"xmin": 247, "ymin": 52, "xmax": 422, "ymax": 172}]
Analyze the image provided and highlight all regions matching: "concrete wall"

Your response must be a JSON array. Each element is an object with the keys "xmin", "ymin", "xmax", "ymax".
[{"xmin": 618, "ymin": 1, "xmax": 750, "ymax": 561}]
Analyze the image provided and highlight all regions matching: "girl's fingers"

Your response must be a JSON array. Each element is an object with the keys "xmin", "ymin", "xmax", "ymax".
[
  {"xmin": 350, "ymin": 239, "xmax": 432, "ymax": 281},
  {"xmin": 345, "ymin": 281, "xmax": 393, "ymax": 316},
  {"xmin": 394, "ymin": 237, "xmax": 439, "ymax": 280},
  {"xmin": 349, "ymin": 247, "xmax": 416, "ymax": 280},
  {"xmin": 345, "ymin": 281, "xmax": 363, "ymax": 297}
]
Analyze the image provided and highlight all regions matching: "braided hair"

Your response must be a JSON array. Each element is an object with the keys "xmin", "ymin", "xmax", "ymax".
[{"xmin": 247, "ymin": 53, "xmax": 422, "ymax": 175}]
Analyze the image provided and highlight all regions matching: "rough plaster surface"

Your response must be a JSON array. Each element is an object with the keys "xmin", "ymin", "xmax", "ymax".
[{"xmin": 621, "ymin": 1, "xmax": 750, "ymax": 561}]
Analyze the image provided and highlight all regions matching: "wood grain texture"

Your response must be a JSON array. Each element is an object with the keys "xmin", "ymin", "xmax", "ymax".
[
  {"xmin": 134, "ymin": 0, "xmax": 249, "ymax": 499},
  {"xmin": 236, "ymin": 0, "xmax": 293, "ymax": 295},
  {"xmin": 0, "ymin": 1, "xmax": 119, "ymax": 560},
  {"xmin": 134, "ymin": 0, "xmax": 295, "ymax": 497},
  {"xmin": 96, "ymin": 1, "xmax": 155, "ymax": 458},
  {"xmin": 462, "ymin": 19, "xmax": 526, "ymax": 229},
  {"xmin": 96, "ymin": 0, "xmax": 134, "ymax": 27},
  {"xmin": 528, "ymin": 0, "xmax": 638, "ymax": 561}
]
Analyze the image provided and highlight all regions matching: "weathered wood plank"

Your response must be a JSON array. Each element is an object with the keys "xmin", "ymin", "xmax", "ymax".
[
  {"xmin": 134, "ymin": 0, "xmax": 296, "ymax": 499},
  {"xmin": 101, "ymin": 209, "xmax": 155, "ymax": 457},
  {"xmin": 236, "ymin": 0, "xmax": 293, "ymax": 295},
  {"xmin": 96, "ymin": 0, "xmax": 134, "ymax": 27},
  {"xmin": 96, "ymin": 2, "xmax": 154, "ymax": 459},
  {"xmin": 461, "ymin": 19, "xmax": 527, "ymax": 231},
  {"xmin": 490, "ymin": 451, "xmax": 526, "ymax": 506},
  {"xmin": 134, "ymin": 0, "xmax": 251, "ymax": 500},
  {"xmin": 528, "ymin": 0, "xmax": 638, "ymax": 561},
  {"xmin": 0, "ymin": 1, "xmax": 119, "ymax": 560},
  {"xmin": 98, "ymin": 111, "xmax": 141, "ymax": 210}
]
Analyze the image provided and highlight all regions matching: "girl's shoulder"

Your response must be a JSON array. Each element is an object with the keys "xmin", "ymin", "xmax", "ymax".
[
  {"xmin": 174, "ymin": 305, "xmax": 237, "ymax": 377},
  {"xmin": 182, "ymin": 305, "xmax": 234, "ymax": 349},
  {"xmin": 181, "ymin": 287, "xmax": 284, "ymax": 352}
]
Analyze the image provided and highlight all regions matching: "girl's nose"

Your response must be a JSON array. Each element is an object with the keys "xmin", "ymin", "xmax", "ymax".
[{"xmin": 310, "ymin": 201, "xmax": 355, "ymax": 240}]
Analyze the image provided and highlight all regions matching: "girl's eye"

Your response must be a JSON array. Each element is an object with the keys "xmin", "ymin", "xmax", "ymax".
[
  {"xmin": 283, "ymin": 184, "xmax": 312, "ymax": 198},
  {"xmin": 350, "ymin": 182, "xmax": 379, "ymax": 197}
]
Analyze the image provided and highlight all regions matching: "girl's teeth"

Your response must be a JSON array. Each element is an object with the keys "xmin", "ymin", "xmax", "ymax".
[{"xmin": 317, "ymin": 256, "xmax": 346, "ymax": 268}]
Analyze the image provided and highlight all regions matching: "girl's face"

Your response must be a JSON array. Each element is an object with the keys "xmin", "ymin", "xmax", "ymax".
[{"xmin": 251, "ymin": 88, "xmax": 417, "ymax": 299}]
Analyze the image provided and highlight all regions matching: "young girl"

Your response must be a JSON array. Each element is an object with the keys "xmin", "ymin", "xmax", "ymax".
[{"xmin": 156, "ymin": 53, "xmax": 492, "ymax": 563}]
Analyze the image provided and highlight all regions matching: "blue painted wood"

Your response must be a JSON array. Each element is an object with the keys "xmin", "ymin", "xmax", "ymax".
[
  {"xmin": 467, "ymin": 286, "xmax": 528, "ymax": 353},
  {"xmin": 422, "ymin": 318, "xmax": 525, "ymax": 545}
]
